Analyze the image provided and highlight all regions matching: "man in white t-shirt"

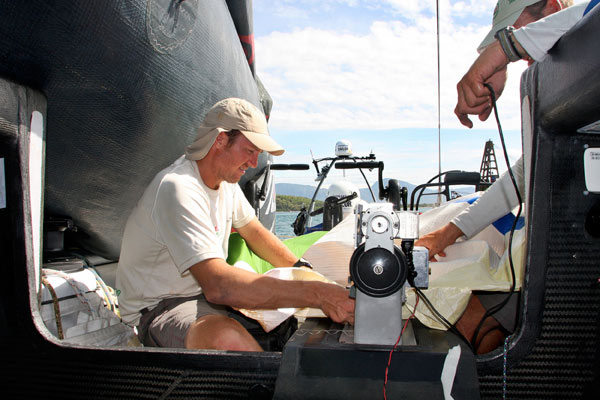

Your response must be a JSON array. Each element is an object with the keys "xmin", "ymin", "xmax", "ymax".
[{"xmin": 116, "ymin": 98, "xmax": 355, "ymax": 351}]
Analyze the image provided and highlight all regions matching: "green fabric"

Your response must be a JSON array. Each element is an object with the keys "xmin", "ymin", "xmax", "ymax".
[{"xmin": 226, "ymin": 231, "xmax": 327, "ymax": 274}]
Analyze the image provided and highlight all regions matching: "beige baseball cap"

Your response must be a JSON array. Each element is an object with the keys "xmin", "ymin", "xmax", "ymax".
[
  {"xmin": 185, "ymin": 98, "xmax": 284, "ymax": 160},
  {"xmin": 477, "ymin": 0, "xmax": 541, "ymax": 52}
]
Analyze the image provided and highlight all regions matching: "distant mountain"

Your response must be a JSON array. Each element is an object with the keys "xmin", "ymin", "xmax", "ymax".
[
  {"xmin": 275, "ymin": 183, "xmax": 327, "ymax": 200},
  {"xmin": 276, "ymin": 179, "xmax": 429, "ymax": 202},
  {"xmin": 276, "ymin": 178, "xmax": 475, "ymax": 204}
]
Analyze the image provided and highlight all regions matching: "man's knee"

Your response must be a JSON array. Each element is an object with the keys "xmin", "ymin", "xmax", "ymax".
[{"xmin": 184, "ymin": 314, "xmax": 263, "ymax": 351}]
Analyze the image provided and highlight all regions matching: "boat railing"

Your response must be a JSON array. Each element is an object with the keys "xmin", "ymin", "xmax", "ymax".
[{"xmin": 410, "ymin": 170, "xmax": 487, "ymax": 210}]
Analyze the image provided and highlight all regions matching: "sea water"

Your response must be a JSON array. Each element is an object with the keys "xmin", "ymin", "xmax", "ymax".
[
  {"xmin": 275, "ymin": 208, "xmax": 431, "ymax": 240},
  {"xmin": 275, "ymin": 211, "xmax": 323, "ymax": 240}
]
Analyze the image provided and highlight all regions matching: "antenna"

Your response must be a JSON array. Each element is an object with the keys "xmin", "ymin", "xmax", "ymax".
[
  {"xmin": 479, "ymin": 140, "xmax": 500, "ymax": 190},
  {"xmin": 436, "ymin": 0, "xmax": 442, "ymax": 205}
]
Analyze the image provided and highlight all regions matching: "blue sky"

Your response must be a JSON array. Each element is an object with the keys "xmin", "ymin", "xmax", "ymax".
[{"xmin": 251, "ymin": 0, "xmax": 543, "ymax": 188}]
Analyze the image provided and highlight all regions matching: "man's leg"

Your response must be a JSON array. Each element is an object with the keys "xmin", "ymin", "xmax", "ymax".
[
  {"xmin": 139, "ymin": 294, "xmax": 262, "ymax": 351},
  {"xmin": 455, "ymin": 294, "xmax": 507, "ymax": 354},
  {"xmin": 184, "ymin": 314, "xmax": 262, "ymax": 351}
]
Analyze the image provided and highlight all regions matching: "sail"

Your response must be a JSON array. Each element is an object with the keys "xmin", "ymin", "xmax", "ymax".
[{"xmin": 0, "ymin": 0, "xmax": 271, "ymax": 259}]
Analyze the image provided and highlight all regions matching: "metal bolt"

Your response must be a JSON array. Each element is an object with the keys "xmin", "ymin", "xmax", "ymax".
[{"xmin": 373, "ymin": 263, "xmax": 384, "ymax": 275}]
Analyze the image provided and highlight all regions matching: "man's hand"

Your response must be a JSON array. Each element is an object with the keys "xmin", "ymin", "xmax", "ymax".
[
  {"xmin": 455, "ymin": 41, "xmax": 510, "ymax": 128},
  {"xmin": 318, "ymin": 284, "xmax": 355, "ymax": 325},
  {"xmin": 415, "ymin": 222, "xmax": 464, "ymax": 261}
]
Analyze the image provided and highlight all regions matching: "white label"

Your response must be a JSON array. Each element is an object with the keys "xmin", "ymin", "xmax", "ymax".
[
  {"xmin": 0, "ymin": 158, "xmax": 5, "ymax": 209},
  {"xmin": 584, "ymin": 148, "xmax": 600, "ymax": 193},
  {"xmin": 30, "ymin": 111, "xmax": 44, "ymax": 285}
]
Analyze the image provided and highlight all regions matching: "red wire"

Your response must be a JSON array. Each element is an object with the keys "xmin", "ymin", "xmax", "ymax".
[{"xmin": 383, "ymin": 294, "xmax": 420, "ymax": 400}]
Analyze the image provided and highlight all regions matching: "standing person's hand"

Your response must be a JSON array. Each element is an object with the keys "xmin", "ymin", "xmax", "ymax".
[
  {"xmin": 455, "ymin": 41, "xmax": 510, "ymax": 128},
  {"xmin": 415, "ymin": 222, "xmax": 464, "ymax": 261}
]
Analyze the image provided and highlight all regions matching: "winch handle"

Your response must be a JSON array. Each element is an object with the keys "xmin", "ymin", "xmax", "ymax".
[
  {"xmin": 334, "ymin": 161, "xmax": 381, "ymax": 170},
  {"xmin": 270, "ymin": 164, "xmax": 310, "ymax": 170},
  {"xmin": 308, "ymin": 192, "xmax": 358, "ymax": 216},
  {"xmin": 335, "ymin": 161, "xmax": 388, "ymax": 202}
]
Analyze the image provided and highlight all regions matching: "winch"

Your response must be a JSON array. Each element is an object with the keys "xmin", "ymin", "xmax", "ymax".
[{"xmin": 349, "ymin": 203, "xmax": 429, "ymax": 345}]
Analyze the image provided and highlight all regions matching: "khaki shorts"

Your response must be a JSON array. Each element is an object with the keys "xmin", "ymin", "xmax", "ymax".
[{"xmin": 137, "ymin": 294, "xmax": 232, "ymax": 348}]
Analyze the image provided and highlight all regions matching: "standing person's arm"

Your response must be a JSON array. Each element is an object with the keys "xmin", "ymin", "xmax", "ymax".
[
  {"xmin": 455, "ymin": 3, "xmax": 589, "ymax": 128},
  {"xmin": 454, "ymin": 40, "xmax": 510, "ymax": 128},
  {"xmin": 513, "ymin": 2, "xmax": 589, "ymax": 62},
  {"xmin": 416, "ymin": 223, "xmax": 464, "ymax": 261},
  {"xmin": 416, "ymin": 157, "xmax": 524, "ymax": 260}
]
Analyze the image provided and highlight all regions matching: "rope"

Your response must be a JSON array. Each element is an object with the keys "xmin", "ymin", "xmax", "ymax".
[
  {"xmin": 503, "ymin": 335, "xmax": 512, "ymax": 399},
  {"xmin": 293, "ymin": 329, "xmax": 346, "ymax": 336},
  {"xmin": 43, "ymin": 269, "xmax": 97, "ymax": 317},
  {"xmin": 41, "ymin": 276, "xmax": 64, "ymax": 339}
]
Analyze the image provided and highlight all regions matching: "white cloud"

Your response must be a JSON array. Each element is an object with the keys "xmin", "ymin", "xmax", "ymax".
[
  {"xmin": 257, "ymin": 11, "xmax": 524, "ymax": 132},
  {"xmin": 256, "ymin": 0, "xmax": 527, "ymax": 186}
]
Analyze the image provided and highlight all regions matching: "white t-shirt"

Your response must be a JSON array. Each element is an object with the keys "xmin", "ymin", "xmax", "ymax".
[
  {"xmin": 514, "ymin": 1, "xmax": 589, "ymax": 62},
  {"xmin": 116, "ymin": 156, "xmax": 255, "ymax": 325}
]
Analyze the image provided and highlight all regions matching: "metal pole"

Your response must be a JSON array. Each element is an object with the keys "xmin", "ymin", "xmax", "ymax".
[{"xmin": 436, "ymin": 0, "xmax": 442, "ymax": 206}]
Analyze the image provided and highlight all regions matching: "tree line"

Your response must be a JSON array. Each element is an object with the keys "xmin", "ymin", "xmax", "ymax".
[
  {"xmin": 276, "ymin": 195, "xmax": 323, "ymax": 211},
  {"xmin": 276, "ymin": 194, "xmax": 438, "ymax": 211}
]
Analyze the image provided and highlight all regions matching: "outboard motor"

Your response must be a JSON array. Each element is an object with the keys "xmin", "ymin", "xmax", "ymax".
[
  {"xmin": 327, "ymin": 180, "xmax": 361, "ymax": 221},
  {"xmin": 322, "ymin": 196, "xmax": 343, "ymax": 231},
  {"xmin": 349, "ymin": 203, "xmax": 429, "ymax": 345}
]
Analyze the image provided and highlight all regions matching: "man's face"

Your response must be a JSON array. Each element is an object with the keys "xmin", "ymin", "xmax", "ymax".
[
  {"xmin": 513, "ymin": 1, "xmax": 560, "ymax": 64},
  {"xmin": 217, "ymin": 133, "xmax": 261, "ymax": 184},
  {"xmin": 513, "ymin": 9, "xmax": 540, "ymax": 29},
  {"xmin": 514, "ymin": 0, "xmax": 562, "ymax": 28}
]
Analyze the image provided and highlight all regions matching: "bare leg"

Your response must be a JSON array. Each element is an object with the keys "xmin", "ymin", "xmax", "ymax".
[
  {"xmin": 455, "ymin": 295, "xmax": 506, "ymax": 354},
  {"xmin": 184, "ymin": 314, "xmax": 263, "ymax": 351}
]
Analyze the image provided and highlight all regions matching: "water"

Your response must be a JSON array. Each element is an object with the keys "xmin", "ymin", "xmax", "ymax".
[
  {"xmin": 275, "ymin": 211, "xmax": 322, "ymax": 240},
  {"xmin": 275, "ymin": 208, "xmax": 431, "ymax": 240}
]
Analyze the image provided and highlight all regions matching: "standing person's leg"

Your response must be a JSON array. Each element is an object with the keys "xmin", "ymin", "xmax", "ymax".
[{"xmin": 455, "ymin": 291, "xmax": 520, "ymax": 354}]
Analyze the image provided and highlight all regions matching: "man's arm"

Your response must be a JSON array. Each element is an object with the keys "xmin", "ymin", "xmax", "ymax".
[
  {"xmin": 236, "ymin": 217, "xmax": 299, "ymax": 267},
  {"xmin": 189, "ymin": 258, "xmax": 354, "ymax": 324},
  {"xmin": 454, "ymin": 40, "xmax": 510, "ymax": 128},
  {"xmin": 416, "ymin": 222, "xmax": 464, "ymax": 261},
  {"xmin": 513, "ymin": 2, "xmax": 588, "ymax": 62},
  {"xmin": 455, "ymin": 3, "xmax": 588, "ymax": 128},
  {"xmin": 416, "ymin": 157, "xmax": 524, "ymax": 259}
]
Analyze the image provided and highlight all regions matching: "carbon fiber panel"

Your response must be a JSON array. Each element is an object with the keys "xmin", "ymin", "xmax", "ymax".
[
  {"xmin": 479, "ymin": 132, "xmax": 600, "ymax": 399},
  {"xmin": 1, "ymin": 348, "xmax": 280, "ymax": 399},
  {"xmin": 479, "ymin": 7, "xmax": 600, "ymax": 397}
]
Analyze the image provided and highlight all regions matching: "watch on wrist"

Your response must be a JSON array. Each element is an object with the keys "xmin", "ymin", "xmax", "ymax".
[
  {"xmin": 494, "ymin": 26, "xmax": 522, "ymax": 62},
  {"xmin": 293, "ymin": 257, "xmax": 313, "ymax": 269}
]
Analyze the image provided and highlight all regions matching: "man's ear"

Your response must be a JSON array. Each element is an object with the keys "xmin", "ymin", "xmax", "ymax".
[{"xmin": 215, "ymin": 131, "xmax": 228, "ymax": 148}]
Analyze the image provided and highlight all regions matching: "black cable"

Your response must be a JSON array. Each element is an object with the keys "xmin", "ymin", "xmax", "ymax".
[
  {"xmin": 474, "ymin": 324, "xmax": 509, "ymax": 354},
  {"xmin": 411, "ymin": 285, "xmax": 474, "ymax": 351},
  {"xmin": 470, "ymin": 83, "xmax": 523, "ymax": 350},
  {"xmin": 404, "ymin": 248, "xmax": 473, "ymax": 350}
]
